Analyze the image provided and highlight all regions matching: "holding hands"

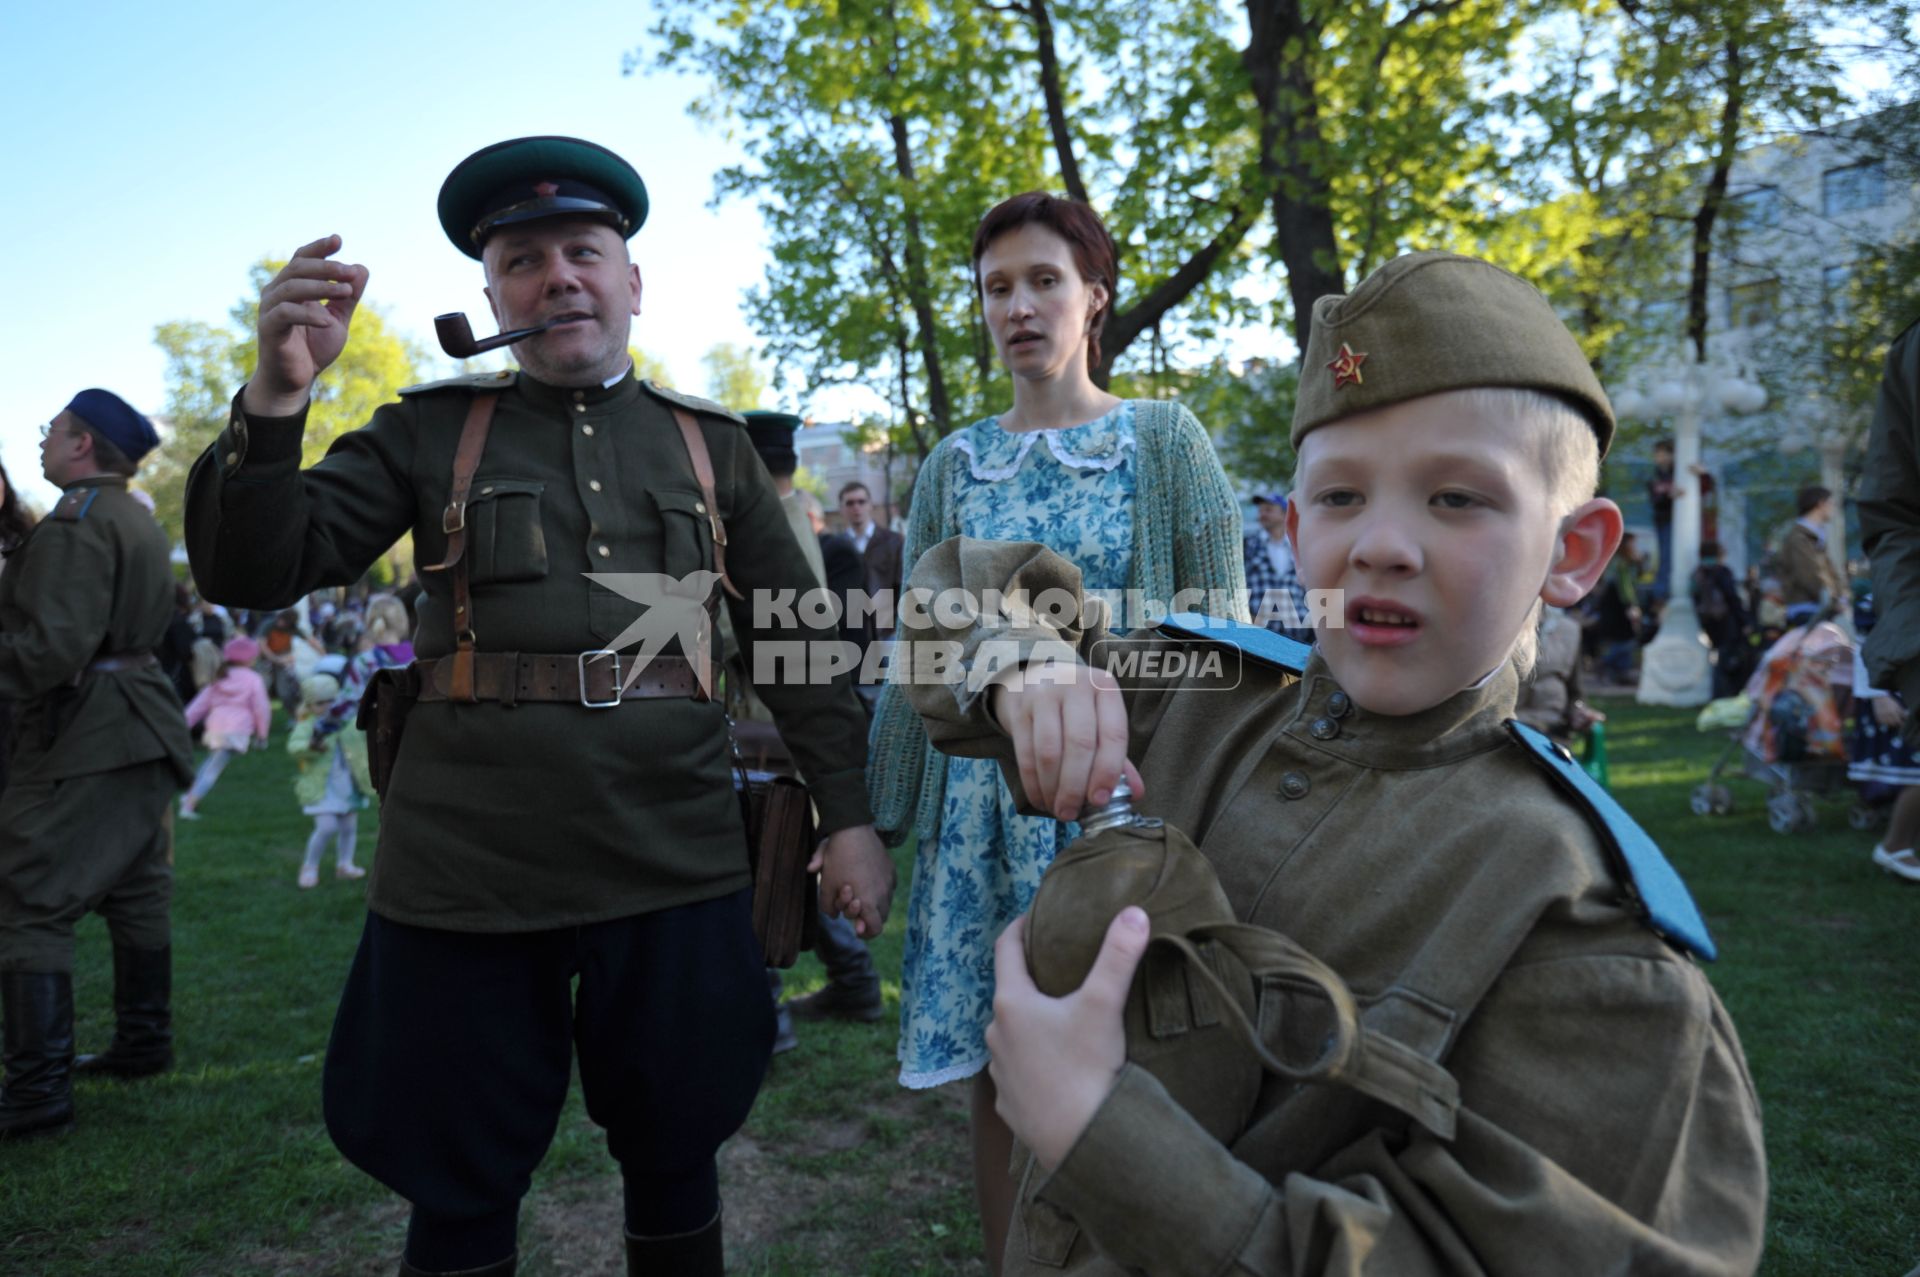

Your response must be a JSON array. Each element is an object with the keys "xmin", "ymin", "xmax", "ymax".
[
  {"xmin": 243, "ymin": 235, "xmax": 370, "ymax": 418},
  {"xmin": 989, "ymin": 658, "xmax": 1142, "ymax": 821},
  {"xmin": 810, "ymin": 824, "xmax": 897, "ymax": 939},
  {"xmin": 987, "ymin": 908, "xmax": 1150, "ymax": 1170}
]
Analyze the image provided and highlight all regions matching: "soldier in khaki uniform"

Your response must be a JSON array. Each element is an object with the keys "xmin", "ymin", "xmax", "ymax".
[
  {"xmin": 893, "ymin": 252, "xmax": 1768, "ymax": 1273},
  {"xmin": 183, "ymin": 136, "xmax": 893, "ymax": 1277},
  {"xmin": 0, "ymin": 390, "xmax": 193, "ymax": 1140}
]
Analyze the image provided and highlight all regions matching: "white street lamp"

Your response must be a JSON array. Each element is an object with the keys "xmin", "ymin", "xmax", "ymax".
[{"xmin": 1615, "ymin": 341, "xmax": 1768, "ymax": 707}]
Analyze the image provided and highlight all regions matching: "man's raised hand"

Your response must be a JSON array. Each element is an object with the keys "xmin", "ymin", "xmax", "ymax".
[{"xmin": 243, "ymin": 235, "xmax": 370, "ymax": 418}]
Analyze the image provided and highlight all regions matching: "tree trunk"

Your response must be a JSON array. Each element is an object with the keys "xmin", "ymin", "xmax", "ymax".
[
  {"xmin": 1099, "ymin": 201, "xmax": 1261, "ymax": 384},
  {"xmin": 1023, "ymin": 0, "xmax": 1089, "ymax": 205},
  {"xmin": 1243, "ymin": 0, "xmax": 1346, "ymax": 357},
  {"xmin": 887, "ymin": 111, "xmax": 953, "ymax": 437},
  {"xmin": 1687, "ymin": 39, "xmax": 1744, "ymax": 363}
]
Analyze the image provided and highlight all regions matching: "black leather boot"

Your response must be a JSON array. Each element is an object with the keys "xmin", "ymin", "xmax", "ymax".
[
  {"xmin": 397, "ymin": 1255, "xmax": 516, "ymax": 1276},
  {"xmin": 75, "ymin": 944, "xmax": 174, "ymax": 1077},
  {"xmin": 626, "ymin": 1211, "xmax": 723, "ymax": 1276},
  {"xmin": 0, "ymin": 971, "xmax": 76, "ymax": 1140}
]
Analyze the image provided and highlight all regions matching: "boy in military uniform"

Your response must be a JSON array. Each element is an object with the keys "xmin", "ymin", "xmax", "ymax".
[
  {"xmin": 0, "ymin": 390, "xmax": 193, "ymax": 1140},
  {"xmin": 183, "ymin": 137, "xmax": 892, "ymax": 1276},
  {"xmin": 895, "ymin": 252, "xmax": 1767, "ymax": 1274}
]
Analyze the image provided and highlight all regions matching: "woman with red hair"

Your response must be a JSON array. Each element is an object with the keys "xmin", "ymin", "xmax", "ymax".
[{"xmin": 865, "ymin": 192, "xmax": 1247, "ymax": 1270}]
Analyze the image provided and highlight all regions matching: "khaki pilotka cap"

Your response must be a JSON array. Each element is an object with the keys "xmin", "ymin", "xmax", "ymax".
[{"xmin": 1291, "ymin": 250, "xmax": 1617, "ymax": 459}]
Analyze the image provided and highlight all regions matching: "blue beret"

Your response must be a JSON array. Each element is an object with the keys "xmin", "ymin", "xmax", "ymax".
[{"xmin": 66, "ymin": 389, "xmax": 159, "ymax": 463}]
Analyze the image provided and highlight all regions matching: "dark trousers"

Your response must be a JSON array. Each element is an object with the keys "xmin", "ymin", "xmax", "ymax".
[
  {"xmin": 323, "ymin": 889, "xmax": 773, "ymax": 1265},
  {"xmin": 0, "ymin": 761, "xmax": 175, "ymax": 973}
]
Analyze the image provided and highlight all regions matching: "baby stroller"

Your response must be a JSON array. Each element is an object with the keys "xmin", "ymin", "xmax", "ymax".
[{"xmin": 1691, "ymin": 607, "xmax": 1864, "ymax": 833}]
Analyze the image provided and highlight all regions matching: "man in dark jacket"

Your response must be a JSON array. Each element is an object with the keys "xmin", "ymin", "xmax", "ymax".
[{"xmin": 1861, "ymin": 320, "xmax": 1920, "ymax": 739}]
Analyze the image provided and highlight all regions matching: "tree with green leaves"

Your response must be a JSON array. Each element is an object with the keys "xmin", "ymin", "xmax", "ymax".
[
  {"xmin": 703, "ymin": 342, "xmax": 770, "ymax": 410},
  {"xmin": 629, "ymin": 347, "xmax": 675, "ymax": 387},
  {"xmin": 640, "ymin": 0, "xmax": 1569, "ymax": 460},
  {"xmin": 144, "ymin": 260, "xmax": 424, "ymax": 543}
]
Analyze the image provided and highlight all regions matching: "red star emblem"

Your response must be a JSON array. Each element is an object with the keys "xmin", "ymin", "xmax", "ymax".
[
  {"xmin": 533, "ymin": 181, "xmax": 560, "ymax": 198},
  {"xmin": 1327, "ymin": 343, "xmax": 1368, "ymax": 389}
]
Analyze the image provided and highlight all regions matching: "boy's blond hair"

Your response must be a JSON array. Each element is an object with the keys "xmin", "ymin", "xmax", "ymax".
[{"xmin": 1453, "ymin": 388, "xmax": 1601, "ymax": 678}]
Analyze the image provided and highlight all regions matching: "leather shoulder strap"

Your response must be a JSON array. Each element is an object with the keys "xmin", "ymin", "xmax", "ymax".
[
  {"xmin": 669, "ymin": 406, "xmax": 745, "ymax": 602},
  {"xmin": 420, "ymin": 391, "xmax": 500, "ymax": 703}
]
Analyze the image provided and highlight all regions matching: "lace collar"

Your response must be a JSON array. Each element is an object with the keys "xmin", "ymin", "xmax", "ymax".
[{"xmin": 949, "ymin": 401, "xmax": 1138, "ymax": 482}]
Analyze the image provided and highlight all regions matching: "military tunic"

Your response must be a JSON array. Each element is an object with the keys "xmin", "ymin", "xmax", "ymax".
[
  {"xmin": 183, "ymin": 372, "xmax": 872, "ymax": 932},
  {"xmin": 0, "ymin": 478, "xmax": 193, "ymax": 972},
  {"xmin": 1860, "ymin": 320, "xmax": 1920, "ymax": 727},
  {"xmin": 902, "ymin": 538, "xmax": 1767, "ymax": 1276}
]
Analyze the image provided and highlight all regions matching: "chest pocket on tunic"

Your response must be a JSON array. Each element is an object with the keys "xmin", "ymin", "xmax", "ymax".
[
  {"xmin": 653, "ymin": 488, "xmax": 717, "ymax": 579},
  {"xmin": 464, "ymin": 478, "xmax": 549, "ymax": 587},
  {"xmin": 586, "ymin": 488, "xmax": 718, "ymax": 645}
]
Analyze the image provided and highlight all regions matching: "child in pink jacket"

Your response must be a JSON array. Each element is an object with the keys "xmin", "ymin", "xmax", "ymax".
[{"xmin": 180, "ymin": 635, "xmax": 272, "ymax": 819}]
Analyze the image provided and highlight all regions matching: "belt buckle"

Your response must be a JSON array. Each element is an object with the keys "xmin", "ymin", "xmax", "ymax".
[{"xmin": 578, "ymin": 650, "xmax": 623, "ymax": 708}]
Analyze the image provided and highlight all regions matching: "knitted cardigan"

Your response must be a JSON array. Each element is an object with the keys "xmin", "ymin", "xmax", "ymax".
[{"xmin": 867, "ymin": 398, "xmax": 1249, "ymax": 843}]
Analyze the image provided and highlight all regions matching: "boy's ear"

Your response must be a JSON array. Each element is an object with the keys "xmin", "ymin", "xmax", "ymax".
[
  {"xmin": 1284, "ymin": 495, "xmax": 1300, "ymax": 550},
  {"xmin": 1542, "ymin": 497, "xmax": 1623, "ymax": 607}
]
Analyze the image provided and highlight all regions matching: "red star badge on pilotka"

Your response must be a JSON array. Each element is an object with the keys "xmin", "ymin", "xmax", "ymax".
[
  {"xmin": 1327, "ymin": 342, "xmax": 1368, "ymax": 389},
  {"xmin": 534, "ymin": 181, "xmax": 560, "ymax": 198}
]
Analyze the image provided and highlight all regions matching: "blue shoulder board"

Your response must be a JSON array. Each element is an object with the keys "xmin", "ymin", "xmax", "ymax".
[
  {"xmin": 1507, "ymin": 721, "xmax": 1717, "ymax": 962},
  {"xmin": 47, "ymin": 488, "xmax": 99, "ymax": 522},
  {"xmin": 1157, "ymin": 611, "xmax": 1311, "ymax": 675}
]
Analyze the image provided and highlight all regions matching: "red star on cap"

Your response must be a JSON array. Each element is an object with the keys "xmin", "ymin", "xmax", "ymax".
[
  {"xmin": 534, "ymin": 181, "xmax": 560, "ymax": 198},
  {"xmin": 1327, "ymin": 342, "xmax": 1368, "ymax": 389}
]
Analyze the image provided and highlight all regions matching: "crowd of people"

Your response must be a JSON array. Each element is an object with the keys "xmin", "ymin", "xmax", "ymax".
[{"xmin": 1, "ymin": 128, "xmax": 1916, "ymax": 1277}]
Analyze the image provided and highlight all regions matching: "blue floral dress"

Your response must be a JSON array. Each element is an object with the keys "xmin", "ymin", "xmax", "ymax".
[{"xmin": 897, "ymin": 403, "xmax": 1138, "ymax": 1088}]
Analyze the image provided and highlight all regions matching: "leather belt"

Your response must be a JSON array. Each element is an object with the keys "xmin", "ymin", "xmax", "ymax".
[
  {"xmin": 413, "ymin": 651, "xmax": 699, "ymax": 707},
  {"xmin": 84, "ymin": 652, "xmax": 158, "ymax": 674}
]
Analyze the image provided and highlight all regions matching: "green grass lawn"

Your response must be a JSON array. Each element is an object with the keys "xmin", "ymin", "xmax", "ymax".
[{"xmin": 0, "ymin": 703, "xmax": 1913, "ymax": 1275}]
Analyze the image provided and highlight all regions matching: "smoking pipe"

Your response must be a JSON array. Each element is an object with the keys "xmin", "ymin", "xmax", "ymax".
[{"xmin": 434, "ymin": 313, "xmax": 561, "ymax": 359}]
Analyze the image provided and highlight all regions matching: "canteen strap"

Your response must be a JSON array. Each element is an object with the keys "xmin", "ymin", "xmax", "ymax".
[{"xmin": 1153, "ymin": 924, "xmax": 1460, "ymax": 1139}]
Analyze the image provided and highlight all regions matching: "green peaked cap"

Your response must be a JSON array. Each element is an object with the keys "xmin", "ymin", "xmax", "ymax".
[
  {"xmin": 1292, "ymin": 251, "xmax": 1615, "ymax": 458},
  {"xmin": 438, "ymin": 135, "xmax": 649, "ymax": 260}
]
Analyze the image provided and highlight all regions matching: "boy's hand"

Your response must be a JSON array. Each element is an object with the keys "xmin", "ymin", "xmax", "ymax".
[
  {"xmin": 988, "ymin": 658, "xmax": 1142, "ymax": 821},
  {"xmin": 988, "ymin": 909, "xmax": 1149, "ymax": 1170}
]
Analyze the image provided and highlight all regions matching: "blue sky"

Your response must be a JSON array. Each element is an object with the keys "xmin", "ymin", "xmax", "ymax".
[{"xmin": 0, "ymin": 0, "xmax": 857, "ymax": 509}]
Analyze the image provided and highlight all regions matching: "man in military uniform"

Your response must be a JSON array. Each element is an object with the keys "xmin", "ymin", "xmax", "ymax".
[
  {"xmin": 0, "ymin": 390, "xmax": 193, "ymax": 1141},
  {"xmin": 183, "ymin": 136, "xmax": 893, "ymax": 1276},
  {"xmin": 732, "ymin": 411, "xmax": 884, "ymax": 1054}
]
